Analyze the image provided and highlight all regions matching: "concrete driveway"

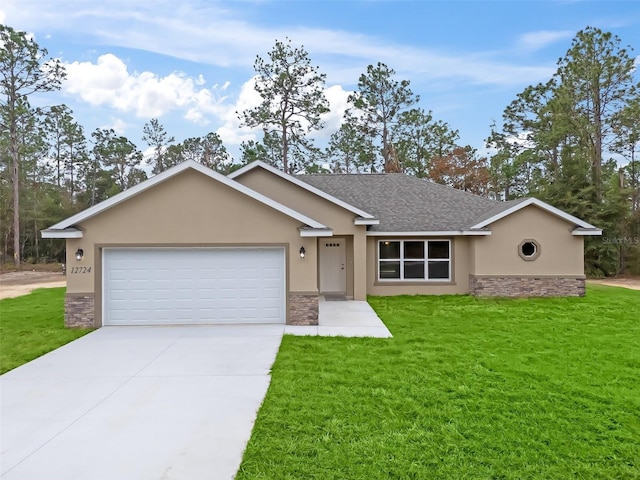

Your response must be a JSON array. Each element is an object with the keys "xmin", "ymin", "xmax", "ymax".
[{"xmin": 0, "ymin": 325, "xmax": 283, "ymax": 480}]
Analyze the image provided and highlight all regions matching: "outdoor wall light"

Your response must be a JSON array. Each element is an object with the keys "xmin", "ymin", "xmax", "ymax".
[
  {"xmin": 75, "ymin": 248, "xmax": 84, "ymax": 261},
  {"xmin": 299, "ymin": 246, "xmax": 306, "ymax": 259}
]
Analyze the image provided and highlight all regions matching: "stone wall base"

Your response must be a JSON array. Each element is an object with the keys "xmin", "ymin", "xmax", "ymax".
[
  {"xmin": 288, "ymin": 293, "xmax": 319, "ymax": 325},
  {"xmin": 469, "ymin": 275, "xmax": 586, "ymax": 297},
  {"xmin": 65, "ymin": 294, "xmax": 95, "ymax": 328}
]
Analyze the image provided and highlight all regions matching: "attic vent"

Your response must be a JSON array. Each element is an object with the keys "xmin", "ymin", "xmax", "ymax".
[{"xmin": 325, "ymin": 243, "xmax": 341, "ymax": 247}]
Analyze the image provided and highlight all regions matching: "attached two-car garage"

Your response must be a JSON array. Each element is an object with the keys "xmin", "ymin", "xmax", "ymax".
[{"xmin": 102, "ymin": 248, "xmax": 286, "ymax": 325}]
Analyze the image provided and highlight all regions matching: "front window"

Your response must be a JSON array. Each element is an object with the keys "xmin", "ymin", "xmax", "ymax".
[{"xmin": 378, "ymin": 240, "xmax": 451, "ymax": 281}]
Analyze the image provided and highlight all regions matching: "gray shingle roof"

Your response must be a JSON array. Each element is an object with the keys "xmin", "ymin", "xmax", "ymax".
[
  {"xmin": 298, "ymin": 173, "xmax": 507, "ymax": 232},
  {"xmin": 469, "ymin": 198, "xmax": 530, "ymax": 227}
]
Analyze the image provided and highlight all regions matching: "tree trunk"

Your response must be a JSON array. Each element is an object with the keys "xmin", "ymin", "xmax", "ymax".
[
  {"xmin": 11, "ymin": 122, "xmax": 21, "ymax": 267},
  {"xmin": 57, "ymin": 142, "xmax": 62, "ymax": 187},
  {"xmin": 592, "ymin": 83, "xmax": 603, "ymax": 201},
  {"xmin": 3, "ymin": 230, "xmax": 8, "ymax": 264},
  {"xmin": 382, "ymin": 124, "xmax": 389, "ymax": 167},
  {"xmin": 35, "ymin": 220, "xmax": 39, "ymax": 263},
  {"xmin": 69, "ymin": 145, "xmax": 75, "ymax": 197},
  {"xmin": 632, "ymin": 149, "xmax": 638, "ymax": 213},
  {"xmin": 282, "ymin": 123, "xmax": 289, "ymax": 174},
  {"xmin": 91, "ymin": 165, "xmax": 97, "ymax": 206}
]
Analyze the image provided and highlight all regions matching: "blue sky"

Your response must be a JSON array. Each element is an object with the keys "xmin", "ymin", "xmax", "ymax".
[{"xmin": 2, "ymin": 0, "xmax": 639, "ymax": 162}]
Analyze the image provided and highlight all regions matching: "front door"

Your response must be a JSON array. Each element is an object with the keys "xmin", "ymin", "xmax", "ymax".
[{"xmin": 319, "ymin": 238, "xmax": 346, "ymax": 293}]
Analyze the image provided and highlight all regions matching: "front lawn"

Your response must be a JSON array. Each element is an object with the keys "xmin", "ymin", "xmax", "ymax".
[
  {"xmin": 0, "ymin": 288, "xmax": 92, "ymax": 374},
  {"xmin": 237, "ymin": 285, "xmax": 640, "ymax": 479}
]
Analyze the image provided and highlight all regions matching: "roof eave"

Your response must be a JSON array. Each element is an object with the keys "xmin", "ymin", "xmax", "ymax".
[
  {"xmin": 354, "ymin": 217, "xmax": 380, "ymax": 226},
  {"xmin": 366, "ymin": 230, "xmax": 492, "ymax": 237},
  {"xmin": 41, "ymin": 228, "xmax": 84, "ymax": 239},
  {"xmin": 571, "ymin": 228, "xmax": 603, "ymax": 236},
  {"xmin": 299, "ymin": 227, "xmax": 333, "ymax": 237}
]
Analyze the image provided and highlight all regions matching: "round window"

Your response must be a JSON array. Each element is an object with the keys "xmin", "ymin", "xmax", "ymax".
[{"xmin": 518, "ymin": 239, "xmax": 540, "ymax": 261}]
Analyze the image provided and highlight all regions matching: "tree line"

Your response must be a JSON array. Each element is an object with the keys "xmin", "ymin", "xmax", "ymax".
[{"xmin": 1, "ymin": 25, "xmax": 638, "ymax": 275}]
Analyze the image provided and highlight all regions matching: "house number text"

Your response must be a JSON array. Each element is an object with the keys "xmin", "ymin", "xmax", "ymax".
[{"xmin": 70, "ymin": 266, "xmax": 92, "ymax": 274}]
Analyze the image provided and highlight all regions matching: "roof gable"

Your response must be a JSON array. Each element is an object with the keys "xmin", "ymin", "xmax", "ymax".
[
  {"xmin": 229, "ymin": 161, "xmax": 378, "ymax": 223},
  {"xmin": 43, "ymin": 161, "xmax": 329, "ymax": 238},
  {"xmin": 470, "ymin": 197, "xmax": 602, "ymax": 234}
]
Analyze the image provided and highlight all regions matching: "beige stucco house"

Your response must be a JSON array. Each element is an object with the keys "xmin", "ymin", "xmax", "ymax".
[{"xmin": 42, "ymin": 160, "xmax": 602, "ymax": 328}]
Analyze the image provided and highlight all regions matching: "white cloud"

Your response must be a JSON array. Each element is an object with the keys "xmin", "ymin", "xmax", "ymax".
[
  {"xmin": 101, "ymin": 117, "xmax": 129, "ymax": 135},
  {"xmin": 215, "ymin": 77, "xmax": 261, "ymax": 146},
  {"xmin": 518, "ymin": 30, "xmax": 574, "ymax": 51},
  {"xmin": 0, "ymin": 8, "xmax": 6, "ymax": 24},
  {"xmin": 318, "ymin": 84, "xmax": 351, "ymax": 137},
  {"xmin": 63, "ymin": 53, "xmax": 234, "ymax": 123}
]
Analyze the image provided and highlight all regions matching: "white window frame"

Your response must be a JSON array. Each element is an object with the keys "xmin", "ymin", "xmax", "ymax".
[{"xmin": 377, "ymin": 239, "xmax": 451, "ymax": 282}]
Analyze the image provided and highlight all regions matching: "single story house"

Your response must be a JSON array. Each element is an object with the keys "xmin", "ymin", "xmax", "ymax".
[{"xmin": 42, "ymin": 160, "xmax": 602, "ymax": 328}]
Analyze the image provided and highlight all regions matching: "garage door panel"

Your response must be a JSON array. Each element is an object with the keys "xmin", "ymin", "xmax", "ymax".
[{"xmin": 103, "ymin": 248, "xmax": 285, "ymax": 325}]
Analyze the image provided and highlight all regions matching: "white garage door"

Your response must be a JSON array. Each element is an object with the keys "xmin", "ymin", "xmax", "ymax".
[{"xmin": 103, "ymin": 248, "xmax": 285, "ymax": 325}]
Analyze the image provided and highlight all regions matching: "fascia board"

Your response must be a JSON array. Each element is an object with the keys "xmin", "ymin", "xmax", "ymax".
[
  {"xmin": 366, "ymin": 230, "xmax": 492, "ymax": 237},
  {"xmin": 571, "ymin": 228, "xmax": 603, "ymax": 236},
  {"xmin": 354, "ymin": 218, "xmax": 380, "ymax": 225},
  {"xmin": 299, "ymin": 228, "xmax": 334, "ymax": 237},
  {"xmin": 41, "ymin": 228, "xmax": 83, "ymax": 238}
]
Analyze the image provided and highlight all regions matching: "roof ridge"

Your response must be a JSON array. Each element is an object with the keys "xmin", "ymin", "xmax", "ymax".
[{"xmin": 304, "ymin": 172, "xmax": 500, "ymax": 206}]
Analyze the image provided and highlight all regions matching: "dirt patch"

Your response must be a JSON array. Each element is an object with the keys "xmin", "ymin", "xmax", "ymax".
[
  {"xmin": 0, "ymin": 271, "xmax": 66, "ymax": 300},
  {"xmin": 587, "ymin": 277, "xmax": 640, "ymax": 291},
  {"xmin": 0, "ymin": 262, "xmax": 65, "ymax": 274}
]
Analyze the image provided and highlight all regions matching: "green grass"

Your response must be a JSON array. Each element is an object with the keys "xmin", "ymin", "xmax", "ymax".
[
  {"xmin": 237, "ymin": 285, "xmax": 640, "ymax": 479},
  {"xmin": 0, "ymin": 288, "xmax": 92, "ymax": 374}
]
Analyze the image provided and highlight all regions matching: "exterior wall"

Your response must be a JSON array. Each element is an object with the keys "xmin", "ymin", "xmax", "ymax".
[
  {"xmin": 469, "ymin": 275, "xmax": 585, "ymax": 297},
  {"xmin": 345, "ymin": 236, "xmax": 354, "ymax": 298},
  {"xmin": 65, "ymin": 294, "xmax": 95, "ymax": 328},
  {"xmin": 65, "ymin": 169, "xmax": 317, "ymax": 326},
  {"xmin": 235, "ymin": 168, "xmax": 368, "ymax": 300},
  {"xmin": 471, "ymin": 205, "xmax": 584, "ymax": 276},
  {"xmin": 469, "ymin": 205, "xmax": 586, "ymax": 298},
  {"xmin": 366, "ymin": 236, "xmax": 472, "ymax": 295},
  {"xmin": 288, "ymin": 293, "xmax": 319, "ymax": 325}
]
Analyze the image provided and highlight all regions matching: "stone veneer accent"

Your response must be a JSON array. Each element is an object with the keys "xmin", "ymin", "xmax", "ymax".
[
  {"xmin": 65, "ymin": 294, "xmax": 95, "ymax": 328},
  {"xmin": 469, "ymin": 275, "xmax": 586, "ymax": 297},
  {"xmin": 288, "ymin": 293, "xmax": 319, "ymax": 325}
]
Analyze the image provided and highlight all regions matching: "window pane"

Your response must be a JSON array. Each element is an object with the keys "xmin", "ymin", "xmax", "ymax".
[
  {"xmin": 521, "ymin": 241, "xmax": 536, "ymax": 257},
  {"xmin": 404, "ymin": 241, "xmax": 424, "ymax": 259},
  {"xmin": 428, "ymin": 261, "xmax": 449, "ymax": 279},
  {"xmin": 380, "ymin": 261, "xmax": 400, "ymax": 279},
  {"xmin": 404, "ymin": 261, "xmax": 425, "ymax": 279},
  {"xmin": 428, "ymin": 241, "xmax": 450, "ymax": 259},
  {"xmin": 380, "ymin": 241, "xmax": 400, "ymax": 259}
]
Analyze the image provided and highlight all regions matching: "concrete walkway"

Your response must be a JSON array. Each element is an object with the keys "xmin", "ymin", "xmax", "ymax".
[
  {"xmin": 1, "ymin": 301, "xmax": 391, "ymax": 480},
  {"xmin": 285, "ymin": 297, "xmax": 393, "ymax": 338}
]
